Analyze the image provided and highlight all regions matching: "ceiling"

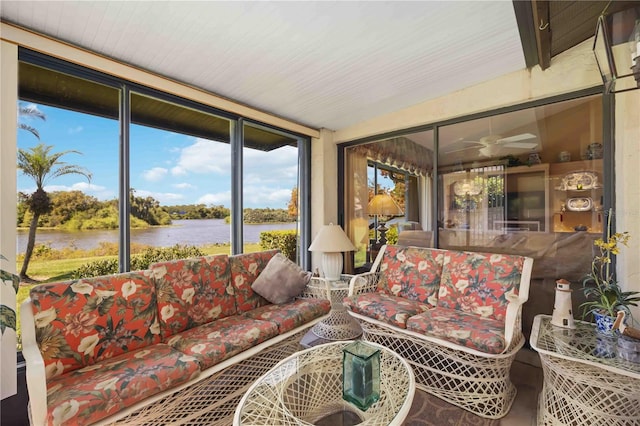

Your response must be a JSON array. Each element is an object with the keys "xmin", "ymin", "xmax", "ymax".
[{"xmin": 1, "ymin": 1, "xmax": 610, "ymax": 132}]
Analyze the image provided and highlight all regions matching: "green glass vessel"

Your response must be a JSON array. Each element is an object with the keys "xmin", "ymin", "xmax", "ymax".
[{"xmin": 342, "ymin": 341, "xmax": 380, "ymax": 411}]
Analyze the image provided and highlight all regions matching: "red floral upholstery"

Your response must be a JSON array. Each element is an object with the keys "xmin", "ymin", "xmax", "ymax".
[
  {"xmin": 244, "ymin": 298, "xmax": 331, "ymax": 333},
  {"xmin": 344, "ymin": 292, "xmax": 431, "ymax": 329},
  {"xmin": 29, "ymin": 271, "xmax": 161, "ymax": 377},
  {"xmin": 151, "ymin": 255, "xmax": 235, "ymax": 340},
  {"xmin": 377, "ymin": 245, "xmax": 443, "ymax": 307},
  {"xmin": 166, "ymin": 315, "xmax": 278, "ymax": 369},
  {"xmin": 407, "ymin": 307, "xmax": 507, "ymax": 354},
  {"xmin": 229, "ymin": 250, "xmax": 279, "ymax": 312},
  {"xmin": 437, "ymin": 251, "xmax": 524, "ymax": 321},
  {"xmin": 45, "ymin": 344, "xmax": 200, "ymax": 426}
]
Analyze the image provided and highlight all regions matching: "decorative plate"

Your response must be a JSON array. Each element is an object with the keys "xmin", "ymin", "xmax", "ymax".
[
  {"xmin": 557, "ymin": 171, "xmax": 599, "ymax": 191},
  {"xmin": 566, "ymin": 197, "xmax": 593, "ymax": 212}
]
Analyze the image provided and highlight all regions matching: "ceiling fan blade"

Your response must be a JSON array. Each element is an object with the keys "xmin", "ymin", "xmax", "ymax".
[
  {"xmin": 502, "ymin": 141, "xmax": 539, "ymax": 149},
  {"xmin": 497, "ymin": 133, "xmax": 536, "ymax": 143}
]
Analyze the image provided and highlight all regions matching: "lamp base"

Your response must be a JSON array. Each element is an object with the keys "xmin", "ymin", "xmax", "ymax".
[{"xmin": 321, "ymin": 252, "xmax": 343, "ymax": 281}]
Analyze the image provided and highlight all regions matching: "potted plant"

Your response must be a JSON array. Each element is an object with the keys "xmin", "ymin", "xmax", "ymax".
[{"xmin": 580, "ymin": 212, "xmax": 640, "ymax": 333}]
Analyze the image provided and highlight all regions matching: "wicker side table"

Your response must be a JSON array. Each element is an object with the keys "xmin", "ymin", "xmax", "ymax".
[
  {"xmin": 306, "ymin": 275, "xmax": 362, "ymax": 341},
  {"xmin": 530, "ymin": 314, "xmax": 640, "ymax": 425},
  {"xmin": 234, "ymin": 341, "xmax": 415, "ymax": 426}
]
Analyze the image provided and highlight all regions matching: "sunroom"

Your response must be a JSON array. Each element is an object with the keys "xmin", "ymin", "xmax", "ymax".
[{"xmin": 1, "ymin": 2, "xmax": 639, "ymax": 425}]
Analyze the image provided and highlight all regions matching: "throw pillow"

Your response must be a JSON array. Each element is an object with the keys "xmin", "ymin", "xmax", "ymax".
[{"xmin": 251, "ymin": 253, "xmax": 312, "ymax": 304}]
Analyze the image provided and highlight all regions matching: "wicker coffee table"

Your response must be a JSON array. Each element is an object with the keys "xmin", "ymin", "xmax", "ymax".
[{"xmin": 233, "ymin": 341, "xmax": 415, "ymax": 426}]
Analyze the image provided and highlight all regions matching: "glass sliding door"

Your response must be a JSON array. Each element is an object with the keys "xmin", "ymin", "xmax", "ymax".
[
  {"xmin": 344, "ymin": 130, "xmax": 434, "ymax": 272},
  {"xmin": 437, "ymin": 94, "xmax": 605, "ymax": 253}
]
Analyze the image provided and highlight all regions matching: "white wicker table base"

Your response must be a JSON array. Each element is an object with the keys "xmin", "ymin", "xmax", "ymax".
[
  {"xmin": 234, "ymin": 341, "xmax": 415, "ymax": 426},
  {"xmin": 308, "ymin": 276, "xmax": 363, "ymax": 340}
]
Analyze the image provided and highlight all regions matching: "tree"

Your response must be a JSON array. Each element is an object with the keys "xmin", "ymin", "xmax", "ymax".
[
  {"xmin": 17, "ymin": 143, "xmax": 92, "ymax": 280},
  {"xmin": 288, "ymin": 186, "xmax": 298, "ymax": 218},
  {"xmin": 18, "ymin": 103, "xmax": 46, "ymax": 139}
]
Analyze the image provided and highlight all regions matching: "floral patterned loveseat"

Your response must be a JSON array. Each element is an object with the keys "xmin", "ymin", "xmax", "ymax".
[
  {"xmin": 21, "ymin": 250, "xmax": 330, "ymax": 426},
  {"xmin": 344, "ymin": 245, "xmax": 533, "ymax": 419}
]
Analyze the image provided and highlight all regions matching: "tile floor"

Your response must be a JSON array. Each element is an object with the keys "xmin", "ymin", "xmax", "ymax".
[{"xmin": 500, "ymin": 348, "xmax": 543, "ymax": 426}]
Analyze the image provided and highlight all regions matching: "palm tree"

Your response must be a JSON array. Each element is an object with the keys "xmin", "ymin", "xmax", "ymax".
[
  {"xmin": 18, "ymin": 103, "xmax": 46, "ymax": 139},
  {"xmin": 17, "ymin": 143, "xmax": 92, "ymax": 280}
]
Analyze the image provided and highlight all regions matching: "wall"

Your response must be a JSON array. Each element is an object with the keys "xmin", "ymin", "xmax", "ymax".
[
  {"xmin": 0, "ymin": 40, "xmax": 18, "ymax": 400},
  {"xmin": 615, "ymin": 89, "xmax": 640, "ymax": 321}
]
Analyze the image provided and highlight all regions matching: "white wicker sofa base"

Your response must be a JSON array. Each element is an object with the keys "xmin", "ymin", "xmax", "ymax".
[{"xmin": 345, "ymin": 245, "xmax": 533, "ymax": 419}]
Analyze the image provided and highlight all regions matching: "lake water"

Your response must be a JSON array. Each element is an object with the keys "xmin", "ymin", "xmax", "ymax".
[{"xmin": 16, "ymin": 219, "xmax": 297, "ymax": 253}]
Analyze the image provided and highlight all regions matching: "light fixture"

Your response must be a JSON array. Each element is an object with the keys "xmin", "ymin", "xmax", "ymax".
[
  {"xmin": 593, "ymin": 4, "xmax": 640, "ymax": 93},
  {"xmin": 367, "ymin": 192, "xmax": 404, "ymax": 246},
  {"xmin": 308, "ymin": 223, "xmax": 356, "ymax": 281}
]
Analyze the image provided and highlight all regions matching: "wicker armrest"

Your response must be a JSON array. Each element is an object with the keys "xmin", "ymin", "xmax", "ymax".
[{"xmin": 348, "ymin": 271, "xmax": 381, "ymax": 296}]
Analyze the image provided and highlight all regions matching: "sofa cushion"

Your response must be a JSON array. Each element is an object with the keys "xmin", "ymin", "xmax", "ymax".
[
  {"xmin": 251, "ymin": 253, "xmax": 312, "ymax": 304},
  {"xmin": 166, "ymin": 316, "xmax": 278, "ymax": 370},
  {"xmin": 45, "ymin": 343, "xmax": 200, "ymax": 426},
  {"xmin": 229, "ymin": 250, "xmax": 279, "ymax": 313},
  {"xmin": 406, "ymin": 307, "xmax": 507, "ymax": 354},
  {"xmin": 377, "ymin": 245, "xmax": 443, "ymax": 307},
  {"xmin": 437, "ymin": 251, "xmax": 524, "ymax": 321},
  {"xmin": 151, "ymin": 255, "xmax": 234, "ymax": 340},
  {"xmin": 344, "ymin": 292, "xmax": 430, "ymax": 329},
  {"xmin": 29, "ymin": 271, "xmax": 161, "ymax": 377},
  {"xmin": 244, "ymin": 298, "xmax": 331, "ymax": 333}
]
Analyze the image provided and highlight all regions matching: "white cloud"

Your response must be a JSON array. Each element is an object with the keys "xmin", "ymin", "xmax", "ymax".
[
  {"xmin": 173, "ymin": 139, "xmax": 231, "ymax": 175},
  {"xmin": 243, "ymin": 186, "xmax": 292, "ymax": 208},
  {"xmin": 197, "ymin": 191, "xmax": 231, "ymax": 206},
  {"xmin": 68, "ymin": 126, "xmax": 83, "ymax": 134},
  {"xmin": 142, "ymin": 167, "xmax": 168, "ymax": 182},
  {"xmin": 134, "ymin": 189, "xmax": 184, "ymax": 204},
  {"xmin": 173, "ymin": 182, "xmax": 195, "ymax": 189}
]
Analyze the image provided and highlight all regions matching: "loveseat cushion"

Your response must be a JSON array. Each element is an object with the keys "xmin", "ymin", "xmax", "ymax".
[
  {"xmin": 437, "ymin": 251, "xmax": 524, "ymax": 321},
  {"xmin": 406, "ymin": 307, "xmax": 507, "ymax": 354},
  {"xmin": 377, "ymin": 245, "xmax": 443, "ymax": 307},
  {"xmin": 166, "ymin": 315, "xmax": 278, "ymax": 370},
  {"xmin": 244, "ymin": 298, "xmax": 331, "ymax": 333},
  {"xmin": 344, "ymin": 292, "xmax": 431, "ymax": 329},
  {"xmin": 29, "ymin": 271, "xmax": 161, "ymax": 378},
  {"xmin": 152, "ymin": 255, "xmax": 235, "ymax": 340},
  {"xmin": 44, "ymin": 343, "xmax": 200, "ymax": 426},
  {"xmin": 229, "ymin": 250, "xmax": 279, "ymax": 312}
]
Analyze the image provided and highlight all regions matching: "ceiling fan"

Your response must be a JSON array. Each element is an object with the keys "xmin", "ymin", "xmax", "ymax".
[{"xmin": 446, "ymin": 133, "xmax": 538, "ymax": 158}]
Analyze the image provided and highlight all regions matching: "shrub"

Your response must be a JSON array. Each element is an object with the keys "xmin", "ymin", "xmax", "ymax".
[
  {"xmin": 260, "ymin": 230, "xmax": 297, "ymax": 261},
  {"xmin": 73, "ymin": 244, "xmax": 204, "ymax": 278}
]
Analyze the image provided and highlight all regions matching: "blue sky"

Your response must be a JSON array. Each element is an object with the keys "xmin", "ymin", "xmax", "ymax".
[{"xmin": 17, "ymin": 103, "xmax": 298, "ymax": 208}]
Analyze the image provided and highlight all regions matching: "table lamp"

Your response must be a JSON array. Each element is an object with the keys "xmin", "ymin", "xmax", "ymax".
[
  {"xmin": 308, "ymin": 223, "xmax": 356, "ymax": 281},
  {"xmin": 368, "ymin": 192, "xmax": 403, "ymax": 245}
]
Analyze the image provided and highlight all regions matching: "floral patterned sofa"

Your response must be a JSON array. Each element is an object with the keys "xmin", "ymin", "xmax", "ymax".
[
  {"xmin": 21, "ymin": 250, "xmax": 330, "ymax": 426},
  {"xmin": 344, "ymin": 244, "xmax": 533, "ymax": 419}
]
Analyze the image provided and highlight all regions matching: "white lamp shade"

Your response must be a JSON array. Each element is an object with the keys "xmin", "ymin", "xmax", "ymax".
[
  {"xmin": 308, "ymin": 223, "xmax": 355, "ymax": 281},
  {"xmin": 308, "ymin": 224, "xmax": 356, "ymax": 253}
]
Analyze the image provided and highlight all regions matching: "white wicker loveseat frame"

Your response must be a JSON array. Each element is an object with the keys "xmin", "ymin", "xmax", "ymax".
[{"xmin": 347, "ymin": 247, "xmax": 533, "ymax": 419}]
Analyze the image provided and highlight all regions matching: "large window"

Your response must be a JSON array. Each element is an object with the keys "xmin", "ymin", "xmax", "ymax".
[{"xmin": 14, "ymin": 50, "xmax": 311, "ymax": 350}]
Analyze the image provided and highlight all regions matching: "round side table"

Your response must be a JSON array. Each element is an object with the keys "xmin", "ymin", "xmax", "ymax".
[{"xmin": 307, "ymin": 275, "xmax": 362, "ymax": 340}]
